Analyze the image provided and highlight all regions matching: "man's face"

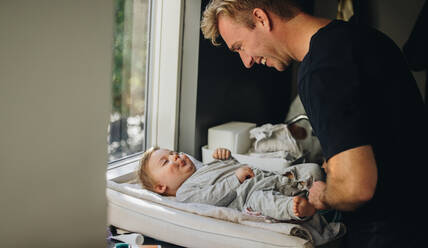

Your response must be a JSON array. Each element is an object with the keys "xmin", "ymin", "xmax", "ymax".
[
  {"xmin": 147, "ymin": 149, "xmax": 196, "ymax": 195},
  {"xmin": 218, "ymin": 14, "xmax": 292, "ymax": 71}
]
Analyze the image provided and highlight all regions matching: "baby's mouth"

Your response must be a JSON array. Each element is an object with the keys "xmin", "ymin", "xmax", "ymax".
[{"xmin": 179, "ymin": 157, "xmax": 187, "ymax": 167}]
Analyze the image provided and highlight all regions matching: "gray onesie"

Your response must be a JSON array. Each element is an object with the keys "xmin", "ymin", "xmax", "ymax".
[{"xmin": 176, "ymin": 158, "xmax": 324, "ymax": 221}]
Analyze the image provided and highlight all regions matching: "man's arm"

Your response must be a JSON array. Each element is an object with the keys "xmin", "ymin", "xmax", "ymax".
[{"xmin": 309, "ymin": 145, "xmax": 377, "ymax": 211}]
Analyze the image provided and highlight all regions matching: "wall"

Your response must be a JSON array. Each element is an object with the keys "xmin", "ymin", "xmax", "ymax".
[
  {"xmin": 0, "ymin": 1, "xmax": 113, "ymax": 247},
  {"xmin": 192, "ymin": 0, "xmax": 293, "ymax": 159}
]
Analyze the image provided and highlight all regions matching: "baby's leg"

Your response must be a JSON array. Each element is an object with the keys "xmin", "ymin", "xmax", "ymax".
[
  {"xmin": 245, "ymin": 190, "xmax": 312, "ymax": 221},
  {"xmin": 290, "ymin": 163, "xmax": 324, "ymax": 184},
  {"xmin": 293, "ymin": 195, "xmax": 316, "ymax": 218}
]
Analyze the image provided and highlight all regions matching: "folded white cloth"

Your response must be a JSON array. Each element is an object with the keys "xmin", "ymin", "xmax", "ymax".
[{"xmin": 249, "ymin": 124, "xmax": 302, "ymax": 160}]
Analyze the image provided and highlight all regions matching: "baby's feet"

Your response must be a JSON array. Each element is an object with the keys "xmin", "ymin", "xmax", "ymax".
[{"xmin": 293, "ymin": 196, "xmax": 316, "ymax": 218}]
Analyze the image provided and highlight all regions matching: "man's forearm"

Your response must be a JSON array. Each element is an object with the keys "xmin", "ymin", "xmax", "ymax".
[
  {"xmin": 322, "ymin": 177, "xmax": 367, "ymax": 211},
  {"xmin": 320, "ymin": 146, "xmax": 377, "ymax": 211}
]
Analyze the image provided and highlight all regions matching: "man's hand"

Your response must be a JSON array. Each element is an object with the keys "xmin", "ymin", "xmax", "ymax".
[
  {"xmin": 235, "ymin": 166, "xmax": 255, "ymax": 183},
  {"xmin": 212, "ymin": 148, "xmax": 231, "ymax": 160},
  {"xmin": 308, "ymin": 181, "xmax": 330, "ymax": 210}
]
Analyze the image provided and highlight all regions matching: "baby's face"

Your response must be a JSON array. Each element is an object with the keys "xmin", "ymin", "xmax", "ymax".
[{"xmin": 147, "ymin": 149, "xmax": 196, "ymax": 195}]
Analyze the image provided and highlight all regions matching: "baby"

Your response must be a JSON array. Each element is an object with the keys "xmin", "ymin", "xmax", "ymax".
[{"xmin": 138, "ymin": 147, "xmax": 323, "ymax": 221}]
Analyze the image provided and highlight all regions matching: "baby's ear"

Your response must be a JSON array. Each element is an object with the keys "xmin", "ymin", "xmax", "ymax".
[{"xmin": 154, "ymin": 184, "xmax": 167, "ymax": 194}]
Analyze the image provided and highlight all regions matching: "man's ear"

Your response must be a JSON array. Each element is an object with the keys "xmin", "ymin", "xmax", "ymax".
[
  {"xmin": 252, "ymin": 8, "xmax": 271, "ymax": 31},
  {"xmin": 154, "ymin": 184, "xmax": 167, "ymax": 194}
]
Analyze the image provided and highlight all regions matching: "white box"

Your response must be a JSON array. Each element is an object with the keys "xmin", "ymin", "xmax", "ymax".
[{"xmin": 208, "ymin": 121, "xmax": 256, "ymax": 154}]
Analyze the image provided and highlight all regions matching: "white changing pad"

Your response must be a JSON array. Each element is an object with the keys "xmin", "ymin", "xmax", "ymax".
[{"xmin": 107, "ymin": 162, "xmax": 345, "ymax": 248}]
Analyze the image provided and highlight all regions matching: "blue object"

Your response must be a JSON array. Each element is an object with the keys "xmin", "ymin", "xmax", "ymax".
[{"xmin": 115, "ymin": 243, "xmax": 129, "ymax": 248}]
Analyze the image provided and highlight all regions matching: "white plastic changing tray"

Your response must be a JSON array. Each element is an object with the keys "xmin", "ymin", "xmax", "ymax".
[{"xmin": 106, "ymin": 161, "xmax": 313, "ymax": 248}]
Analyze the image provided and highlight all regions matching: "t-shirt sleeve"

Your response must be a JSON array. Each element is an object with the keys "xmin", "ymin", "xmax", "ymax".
[{"xmin": 304, "ymin": 62, "xmax": 371, "ymax": 160}]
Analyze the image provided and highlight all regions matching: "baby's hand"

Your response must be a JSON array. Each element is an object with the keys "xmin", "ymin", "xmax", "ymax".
[
  {"xmin": 212, "ymin": 148, "xmax": 231, "ymax": 160},
  {"xmin": 235, "ymin": 166, "xmax": 255, "ymax": 183}
]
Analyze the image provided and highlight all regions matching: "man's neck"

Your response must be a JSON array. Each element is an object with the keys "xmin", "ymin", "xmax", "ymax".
[{"xmin": 275, "ymin": 13, "xmax": 332, "ymax": 62}]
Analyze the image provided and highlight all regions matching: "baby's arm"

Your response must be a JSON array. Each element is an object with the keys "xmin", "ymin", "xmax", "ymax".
[
  {"xmin": 235, "ymin": 166, "xmax": 255, "ymax": 183},
  {"xmin": 212, "ymin": 148, "xmax": 231, "ymax": 160},
  {"xmin": 176, "ymin": 165, "xmax": 254, "ymax": 206},
  {"xmin": 176, "ymin": 176, "xmax": 241, "ymax": 206}
]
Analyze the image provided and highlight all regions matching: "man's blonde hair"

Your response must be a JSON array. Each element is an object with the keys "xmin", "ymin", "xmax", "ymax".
[
  {"xmin": 201, "ymin": 0, "xmax": 303, "ymax": 46},
  {"xmin": 137, "ymin": 146, "xmax": 160, "ymax": 191}
]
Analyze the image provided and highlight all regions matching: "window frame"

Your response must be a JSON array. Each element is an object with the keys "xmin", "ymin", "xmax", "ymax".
[
  {"xmin": 108, "ymin": 0, "xmax": 188, "ymax": 169},
  {"xmin": 145, "ymin": 0, "xmax": 184, "ymax": 151}
]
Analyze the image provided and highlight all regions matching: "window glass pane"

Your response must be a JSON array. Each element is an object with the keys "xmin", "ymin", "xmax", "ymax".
[{"xmin": 108, "ymin": 0, "xmax": 150, "ymax": 162}]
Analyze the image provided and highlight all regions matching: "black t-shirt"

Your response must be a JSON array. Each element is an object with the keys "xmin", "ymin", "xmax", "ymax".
[{"xmin": 298, "ymin": 20, "xmax": 427, "ymax": 224}]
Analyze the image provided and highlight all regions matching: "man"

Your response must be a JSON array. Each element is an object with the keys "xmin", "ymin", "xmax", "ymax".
[{"xmin": 201, "ymin": 1, "xmax": 427, "ymax": 247}]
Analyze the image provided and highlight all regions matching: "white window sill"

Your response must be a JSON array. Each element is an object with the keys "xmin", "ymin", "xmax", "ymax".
[{"xmin": 107, "ymin": 153, "xmax": 142, "ymax": 181}]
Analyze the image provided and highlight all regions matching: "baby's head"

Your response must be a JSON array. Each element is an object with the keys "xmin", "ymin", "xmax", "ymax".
[{"xmin": 138, "ymin": 147, "xmax": 196, "ymax": 196}]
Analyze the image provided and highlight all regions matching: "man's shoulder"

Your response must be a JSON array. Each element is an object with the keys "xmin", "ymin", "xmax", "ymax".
[
  {"xmin": 309, "ymin": 20, "xmax": 394, "ymax": 61},
  {"xmin": 307, "ymin": 21, "xmax": 356, "ymax": 63},
  {"xmin": 312, "ymin": 20, "xmax": 375, "ymax": 44},
  {"xmin": 313, "ymin": 21, "xmax": 353, "ymax": 45},
  {"xmin": 299, "ymin": 20, "xmax": 385, "ymax": 80}
]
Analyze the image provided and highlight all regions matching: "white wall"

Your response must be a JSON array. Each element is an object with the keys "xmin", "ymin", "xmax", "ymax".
[{"xmin": 0, "ymin": 1, "xmax": 113, "ymax": 247}]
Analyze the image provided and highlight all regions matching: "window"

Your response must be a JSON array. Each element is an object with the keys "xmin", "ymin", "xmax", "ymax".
[{"xmin": 108, "ymin": 0, "xmax": 151, "ymax": 162}]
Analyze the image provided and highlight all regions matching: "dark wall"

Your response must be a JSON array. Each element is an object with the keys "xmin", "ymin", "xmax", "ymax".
[{"xmin": 194, "ymin": 0, "xmax": 293, "ymax": 159}]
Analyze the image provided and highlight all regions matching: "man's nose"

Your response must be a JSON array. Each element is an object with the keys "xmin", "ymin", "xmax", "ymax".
[{"xmin": 239, "ymin": 52, "xmax": 254, "ymax": 68}]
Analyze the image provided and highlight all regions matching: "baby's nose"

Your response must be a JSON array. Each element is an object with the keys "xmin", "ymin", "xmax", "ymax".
[{"xmin": 170, "ymin": 153, "xmax": 179, "ymax": 161}]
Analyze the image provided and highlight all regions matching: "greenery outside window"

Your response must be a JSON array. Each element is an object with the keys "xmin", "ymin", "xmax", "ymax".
[{"xmin": 108, "ymin": 0, "xmax": 151, "ymax": 162}]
